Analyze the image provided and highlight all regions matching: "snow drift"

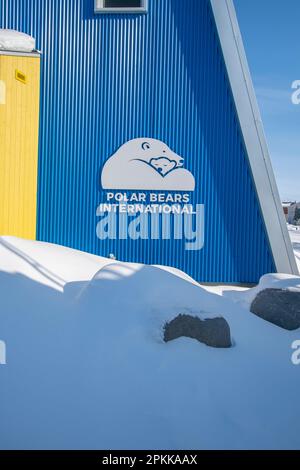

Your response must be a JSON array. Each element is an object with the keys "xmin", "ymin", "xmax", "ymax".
[{"xmin": 0, "ymin": 236, "xmax": 300, "ymax": 450}]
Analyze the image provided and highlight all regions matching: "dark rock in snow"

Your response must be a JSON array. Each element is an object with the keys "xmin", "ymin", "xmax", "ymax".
[
  {"xmin": 250, "ymin": 288, "xmax": 300, "ymax": 330},
  {"xmin": 164, "ymin": 314, "xmax": 231, "ymax": 348}
]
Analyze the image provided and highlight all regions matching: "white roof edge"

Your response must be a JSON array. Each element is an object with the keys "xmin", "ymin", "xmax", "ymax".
[
  {"xmin": 0, "ymin": 50, "xmax": 41, "ymax": 57},
  {"xmin": 210, "ymin": 0, "xmax": 298, "ymax": 275}
]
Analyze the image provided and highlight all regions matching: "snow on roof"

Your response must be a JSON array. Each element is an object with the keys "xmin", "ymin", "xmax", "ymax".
[{"xmin": 282, "ymin": 202, "xmax": 300, "ymax": 208}]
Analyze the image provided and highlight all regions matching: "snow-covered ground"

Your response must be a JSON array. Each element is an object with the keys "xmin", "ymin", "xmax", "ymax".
[
  {"xmin": 0, "ymin": 235, "xmax": 300, "ymax": 450},
  {"xmin": 288, "ymin": 224, "xmax": 300, "ymax": 271}
]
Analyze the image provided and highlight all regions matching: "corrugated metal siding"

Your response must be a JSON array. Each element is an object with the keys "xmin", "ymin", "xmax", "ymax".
[{"xmin": 0, "ymin": 0, "xmax": 276, "ymax": 282}]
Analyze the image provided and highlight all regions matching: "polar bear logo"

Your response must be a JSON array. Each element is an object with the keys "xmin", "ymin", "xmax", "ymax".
[{"xmin": 101, "ymin": 138, "xmax": 195, "ymax": 191}]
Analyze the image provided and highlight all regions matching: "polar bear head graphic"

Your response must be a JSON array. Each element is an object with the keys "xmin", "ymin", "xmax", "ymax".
[
  {"xmin": 149, "ymin": 157, "xmax": 177, "ymax": 176},
  {"xmin": 101, "ymin": 138, "xmax": 195, "ymax": 191}
]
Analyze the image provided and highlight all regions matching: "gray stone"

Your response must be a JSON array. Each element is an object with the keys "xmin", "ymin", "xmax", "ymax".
[
  {"xmin": 163, "ymin": 314, "xmax": 231, "ymax": 348},
  {"xmin": 250, "ymin": 288, "xmax": 300, "ymax": 330}
]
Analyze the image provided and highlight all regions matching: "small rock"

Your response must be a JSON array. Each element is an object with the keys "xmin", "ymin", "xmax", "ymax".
[
  {"xmin": 163, "ymin": 314, "xmax": 231, "ymax": 348},
  {"xmin": 250, "ymin": 288, "xmax": 300, "ymax": 330}
]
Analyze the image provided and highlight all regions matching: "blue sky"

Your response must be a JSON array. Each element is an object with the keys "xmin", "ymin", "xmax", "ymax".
[{"xmin": 234, "ymin": 0, "xmax": 300, "ymax": 201}]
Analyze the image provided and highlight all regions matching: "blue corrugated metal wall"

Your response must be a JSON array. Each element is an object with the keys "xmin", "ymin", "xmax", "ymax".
[{"xmin": 0, "ymin": 0, "xmax": 276, "ymax": 282}]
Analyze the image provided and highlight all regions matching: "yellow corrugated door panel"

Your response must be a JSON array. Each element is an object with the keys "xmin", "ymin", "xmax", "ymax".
[{"xmin": 0, "ymin": 53, "xmax": 40, "ymax": 239}]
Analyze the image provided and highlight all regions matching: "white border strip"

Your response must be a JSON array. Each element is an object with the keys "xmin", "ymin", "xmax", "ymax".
[{"xmin": 210, "ymin": 0, "xmax": 298, "ymax": 275}]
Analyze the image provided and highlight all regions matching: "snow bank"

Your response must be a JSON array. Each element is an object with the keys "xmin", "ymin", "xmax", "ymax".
[
  {"xmin": 0, "ymin": 236, "xmax": 198, "ymax": 293},
  {"xmin": 224, "ymin": 273, "xmax": 300, "ymax": 309},
  {"xmin": 222, "ymin": 225, "xmax": 300, "ymax": 308},
  {"xmin": 289, "ymin": 224, "xmax": 300, "ymax": 271},
  {"xmin": 0, "ymin": 237, "xmax": 300, "ymax": 450},
  {"xmin": 0, "ymin": 236, "xmax": 106, "ymax": 291},
  {"xmin": 0, "ymin": 29, "xmax": 35, "ymax": 52},
  {"xmin": 76, "ymin": 263, "xmax": 227, "ymax": 343}
]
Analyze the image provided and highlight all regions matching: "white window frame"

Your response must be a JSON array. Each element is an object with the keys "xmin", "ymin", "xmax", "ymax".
[{"xmin": 95, "ymin": 0, "xmax": 148, "ymax": 14}]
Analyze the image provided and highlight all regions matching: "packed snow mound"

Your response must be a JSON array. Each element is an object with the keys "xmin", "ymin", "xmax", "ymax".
[
  {"xmin": 0, "ymin": 238, "xmax": 300, "ymax": 450},
  {"xmin": 289, "ymin": 224, "xmax": 300, "ymax": 271},
  {"xmin": 78, "ymin": 263, "xmax": 223, "ymax": 318},
  {"xmin": 0, "ymin": 236, "xmax": 198, "ymax": 293},
  {"xmin": 0, "ymin": 29, "xmax": 35, "ymax": 52},
  {"xmin": 0, "ymin": 236, "xmax": 106, "ymax": 291},
  {"xmin": 224, "ymin": 273, "xmax": 300, "ymax": 309},
  {"xmin": 76, "ymin": 263, "xmax": 228, "ymax": 343}
]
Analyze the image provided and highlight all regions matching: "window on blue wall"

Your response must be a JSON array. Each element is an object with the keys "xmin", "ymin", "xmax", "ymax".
[{"xmin": 95, "ymin": 0, "xmax": 148, "ymax": 13}]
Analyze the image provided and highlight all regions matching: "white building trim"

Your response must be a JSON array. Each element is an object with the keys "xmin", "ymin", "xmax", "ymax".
[{"xmin": 210, "ymin": 0, "xmax": 298, "ymax": 275}]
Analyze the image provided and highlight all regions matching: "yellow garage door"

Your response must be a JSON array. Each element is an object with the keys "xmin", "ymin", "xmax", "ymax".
[{"xmin": 0, "ymin": 51, "xmax": 40, "ymax": 239}]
